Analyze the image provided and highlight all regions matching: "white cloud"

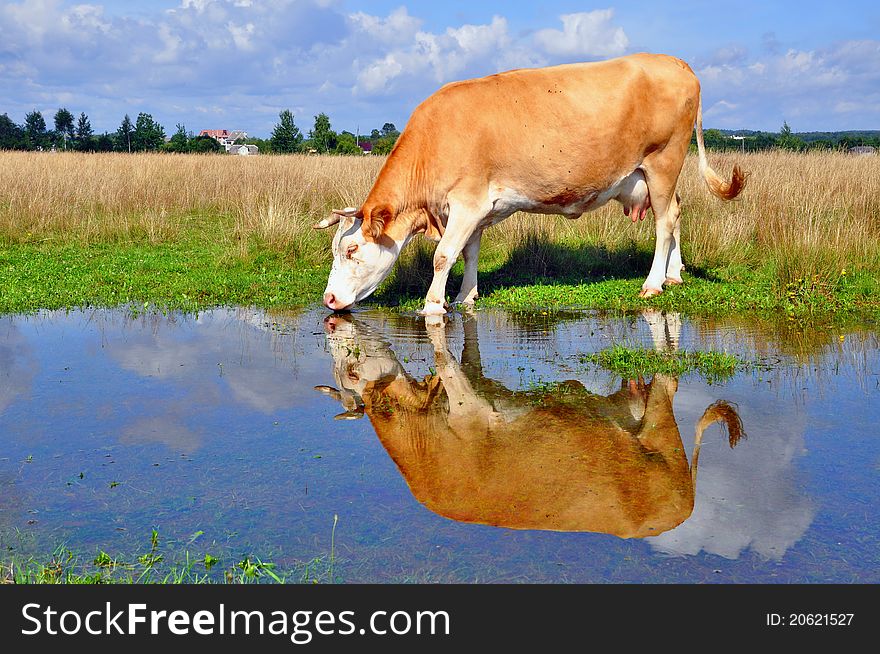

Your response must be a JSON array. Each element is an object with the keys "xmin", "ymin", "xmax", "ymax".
[
  {"xmin": 696, "ymin": 39, "xmax": 880, "ymax": 129},
  {"xmin": 352, "ymin": 15, "xmax": 518, "ymax": 95},
  {"xmin": 349, "ymin": 6, "xmax": 422, "ymax": 45},
  {"xmin": 1, "ymin": 2, "xmax": 878, "ymax": 135},
  {"xmin": 533, "ymin": 9, "xmax": 629, "ymax": 58}
]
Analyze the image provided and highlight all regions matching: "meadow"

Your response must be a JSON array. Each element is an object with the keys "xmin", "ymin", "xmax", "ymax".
[{"xmin": 0, "ymin": 149, "xmax": 878, "ymax": 318}]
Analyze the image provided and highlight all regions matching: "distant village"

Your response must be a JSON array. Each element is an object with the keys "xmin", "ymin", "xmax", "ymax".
[
  {"xmin": 197, "ymin": 129, "xmax": 260, "ymax": 155},
  {"xmin": 0, "ymin": 108, "xmax": 400, "ymax": 155}
]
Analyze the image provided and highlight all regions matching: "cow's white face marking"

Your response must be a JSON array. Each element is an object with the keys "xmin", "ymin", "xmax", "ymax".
[{"xmin": 323, "ymin": 216, "xmax": 408, "ymax": 310}]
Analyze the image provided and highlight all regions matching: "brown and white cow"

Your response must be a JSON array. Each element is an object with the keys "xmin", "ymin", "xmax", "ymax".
[
  {"xmin": 315, "ymin": 312, "xmax": 745, "ymax": 536},
  {"xmin": 315, "ymin": 53, "xmax": 746, "ymax": 315}
]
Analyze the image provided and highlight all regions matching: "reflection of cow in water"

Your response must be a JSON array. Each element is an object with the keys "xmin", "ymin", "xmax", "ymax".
[{"xmin": 316, "ymin": 312, "xmax": 744, "ymax": 537}]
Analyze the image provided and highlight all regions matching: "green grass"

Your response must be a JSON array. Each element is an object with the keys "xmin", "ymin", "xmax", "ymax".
[
  {"xmin": 0, "ymin": 240, "xmax": 326, "ymax": 313},
  {"xmin": 1, "ymin": 227, "xmax": 878, "ymax": 322},
  {"xmin": 579, "ymin": 345, "xmax": 750, "ymax": 383},
  {"xmin": 2, "ymin": 528, "xmax": 339, "ymax": 584},
  {"xmin": 377, "ymin": 234, "xmax": 880, "ymax": 322}
]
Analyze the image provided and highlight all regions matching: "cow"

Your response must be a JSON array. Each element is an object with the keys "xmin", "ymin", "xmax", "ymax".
[
  {"xmin": 315, "ymin": 311, "xmax": 745, "ymax": 536},
  {"xmin": 315, "ymin": 53, "xmax": 747, "ymax": 315}
]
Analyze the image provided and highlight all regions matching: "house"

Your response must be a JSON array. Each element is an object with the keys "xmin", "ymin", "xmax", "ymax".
[
  {"xmin": 848, "ymin": 146, "xmax": 876, "ymax": 156},
  {"xmin": 228, "ymin": 144, "xmax": 259, "ymax": 156},
  {"xmin": 200, "ymin": 129, "xmax": 249, "ymax": 152},
  {"xmin": 359, "ymin": 141, "xmax": 373, "ymax": 155}
]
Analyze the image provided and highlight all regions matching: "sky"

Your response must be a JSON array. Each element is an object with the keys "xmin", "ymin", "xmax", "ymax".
[{"xmin": 2, "ymin": 0, "xmax": 879, "ymax": 137}]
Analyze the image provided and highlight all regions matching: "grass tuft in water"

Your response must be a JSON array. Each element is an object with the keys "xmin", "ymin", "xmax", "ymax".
[{"xmin": 580, "ymin": 345, "xmax": 744, "ymax": 382}]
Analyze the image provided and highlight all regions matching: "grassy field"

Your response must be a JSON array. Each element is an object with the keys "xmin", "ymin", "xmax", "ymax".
[{"xmin": 0, "ymin": 149, "xmax": 878, "ymax": 319}]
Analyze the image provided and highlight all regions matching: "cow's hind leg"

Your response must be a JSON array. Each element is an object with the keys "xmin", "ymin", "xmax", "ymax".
[
  {"xmin": 665, "ymin": 193, "xmax": 684, "ymax": 285},
  {"xmin": 452, "ymin": 229, "xmax": 483, "ymax": 306},
  {"xmin": 639, "ymin": 151, "xmax": 686, "ymax": 298}
]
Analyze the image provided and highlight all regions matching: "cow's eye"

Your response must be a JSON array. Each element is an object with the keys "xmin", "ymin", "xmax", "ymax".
[{"xmin": 345, "ymin": 243, "xmax": 359, "ymax": 259}]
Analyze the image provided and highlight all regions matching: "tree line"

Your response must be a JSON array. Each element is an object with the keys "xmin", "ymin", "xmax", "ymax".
[
  {"xmin": 264, "ymin": 110, "xmax": 400, "ymax": 155},
  {"xmin": 3, "ymin": 108, "xmax": 874, "ymax": 155},
  {"xmin": 0, "ymin": 108, "xmax": 400, "ymax": 155},
  {"xmin": 694, "ymin": 122, "xmax": 880, "ymax": 152}
]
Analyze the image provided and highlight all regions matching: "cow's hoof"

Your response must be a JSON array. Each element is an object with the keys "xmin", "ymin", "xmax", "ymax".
[
  {"xmin": 418, "ymin": 301, "xmax": 447, "ymax": 316},
  {"xmin": 664, "ymin": 277, "xmax": 683, "ymax": 286},
  {"xmin": 639, "ymin": 287, "xmax": 663, "ymax": 299}
]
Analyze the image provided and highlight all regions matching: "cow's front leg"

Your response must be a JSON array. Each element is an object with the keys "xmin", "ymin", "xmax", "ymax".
[
  {"xmin": 420, "ymin": 216, "xmax": 479, "ymax": 316},
  {"xmin": 453, "ymin": 229, "xmax": 483, "ymax": 306}
]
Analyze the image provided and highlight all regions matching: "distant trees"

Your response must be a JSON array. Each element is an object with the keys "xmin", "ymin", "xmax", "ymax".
[
  {"xmin": 334, "ymin": 131, "xmax": 361, "ymax": 155},
  {"xmin": 0, "ymin": 107, "xmax": 407, "ymax": 156},
  {"xmin": 115, "ymin": 114, "xmax": 134, "ymax": 153},
  {"xmin": 776, "ymin": 121, "xmax": 806, "ymax": 151},
  {"xmin": 308, "ymin": 112, "xmax": 336, "ymax": 154},
  {"xmin": 132, "ymin": 113, "xmax": 166, "ymax": 152},
  {"xmin": 53, "ymin": 108, "xmax": 75, "ymax": 149},
  {"xmin": 162, "ymin": 124, "xmax": 223, "ymax": 154},
  {"xmin": 74, "ymin": 112, "xmax": 93, "ymax": 151},
  {"xmin": 270, "ymin": 109, "xmax": 304, "ymax": 153},
  {"xmin": 188, "ymin": 134, "xmax": 224, "ymax": 154},
  {"xmin": 24, "ymin": 110, "xmax": 49, "ymax": 150},
  {"xmin": 0, "ymin": 113, "xmax": 25, "ymax": 149},
  {"xmin": 166, "ymin": 123, "xmax": 190, "ymax": 153}
]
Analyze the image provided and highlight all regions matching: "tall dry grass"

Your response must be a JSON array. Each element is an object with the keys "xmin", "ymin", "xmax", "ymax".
[
  {"xmin": 1, "ymin": 150, "xmax": 878, "ymax": 289},
  {"xmin": 0, "ymin": 151, "xmax": 380, "ymax": 257}
]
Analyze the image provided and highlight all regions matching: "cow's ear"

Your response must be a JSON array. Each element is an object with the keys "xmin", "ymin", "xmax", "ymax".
[{"xmin": 363, "ymin": 203, "xmax": 395, "ymax": 241}]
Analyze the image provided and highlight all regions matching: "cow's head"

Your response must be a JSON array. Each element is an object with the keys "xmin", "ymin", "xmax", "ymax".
[
  {"xmin": 314, "ymin": 204, "xmax": 409, "ymax": 311},
  {"xmin": 314, "ymin": 314, "xmax": 405, "ymax": 419}
]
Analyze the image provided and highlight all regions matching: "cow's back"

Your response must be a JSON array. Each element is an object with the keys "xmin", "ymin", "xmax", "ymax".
[{"xmin": 389, "ymin": 53, "xmax": 701, "ymax": 207}]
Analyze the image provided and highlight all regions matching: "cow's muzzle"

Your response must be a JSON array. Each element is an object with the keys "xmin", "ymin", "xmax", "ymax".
[{"xmin": 323, "ymin": 292, "xmax": 351, "ymax": 312}]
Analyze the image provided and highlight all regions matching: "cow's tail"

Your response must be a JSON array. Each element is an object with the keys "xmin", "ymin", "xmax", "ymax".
[
  {"xmin": 691, "ymin": 400, "xmax": 746, "ymax": 486},
  {"xmin": 695, "ymin": 92, "xmax": 748, "ymax": 200}
]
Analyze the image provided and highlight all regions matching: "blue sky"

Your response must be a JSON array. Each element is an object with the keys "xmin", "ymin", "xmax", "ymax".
[{"xmin": 2, "ymin": 0, "xmax": 879, "ymax": 137}]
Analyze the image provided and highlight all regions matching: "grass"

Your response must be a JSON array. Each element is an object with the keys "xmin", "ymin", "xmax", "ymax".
[
  {"xmin": 0, "ymin": 150, "xmax": 878, "ymax": 320},
  {"xmin": 1, "ymin": 528, "xmax": 340, "ymax": 585},
  {"xmin": 579, "ymin": 345, "xmax": 750, "ymax": 383}
]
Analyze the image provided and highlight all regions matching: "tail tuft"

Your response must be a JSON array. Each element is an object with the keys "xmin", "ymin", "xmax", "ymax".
[
  {"xmin": 703, "ymin": 162, "xmax": 748, "ymax": 201},
  {"xmin": 699, "ymin": 400, "xmax": 746, "ymax": 448}
]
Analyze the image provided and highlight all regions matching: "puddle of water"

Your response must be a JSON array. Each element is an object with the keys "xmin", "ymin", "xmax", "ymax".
[{"xmin": 0, "ymin": 307, "xmax": 878, "ymax": 582}]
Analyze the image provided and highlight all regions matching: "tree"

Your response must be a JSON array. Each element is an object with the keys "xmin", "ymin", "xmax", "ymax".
[
  {"xmin": 95, "ymin": 133, "xmax": 115, "ymax": 152},
  {"xmin": 131, "ymin": 112, "xmax": 166, "ymax": 152},
  {"xmin": 165, "ymin": 123, "xmax": 189, "ymax": 153},
  {"xmin": 270, "ymin": 109, "xmax": 303, "ymax": 153},
  {"xmin": 189, "ymin": 134, "xmax": 224, "ymax": 154},
  {"xmin": 309, "ymin": 113, "xmax": 337, "ymax": 153},
  {"xmin": 0, "ymin": 113, "xmax": 25, "ymax": 150},
  {"xmin": 380, "ymin": 122, "xmax": 399, "ymax": 138},
  {"xmin": 74, "ymin": 112, "xmax": 93, "ymax": 151},
  {"xmin": 370, "ymin": 128, "xmax": 381, "ymax": 141},
  {"xmin": 334, "ymin": 132, "xmax": 362, "ymax": 155},
  {"xmin": 115, "ymin": 114, "xmax": 134, "ymax": 153},
  {"xmin": 53, "ymin": 108, "xmax": 75, "ymax": 149},
  {"xmin": 24, "ymin": 110, "xmax": 48, "ymax": 150},
  {"xmin": 776, "ymin": 121, "xmax": 805, "ymax": 151},
  {"xmin": 373, "ymin": 135, "xmax": 397, "ymax": 155}
]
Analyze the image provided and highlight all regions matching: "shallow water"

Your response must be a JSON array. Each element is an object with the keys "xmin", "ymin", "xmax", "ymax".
[{"xmin": 0, "ymin": 306, "xmax": 878, "ymax": 583}]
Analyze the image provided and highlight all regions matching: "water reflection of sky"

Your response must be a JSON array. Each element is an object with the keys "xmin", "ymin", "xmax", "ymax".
[{"xmin": 0, "ymin": 308, "xmax": 877, "ymax": 583}]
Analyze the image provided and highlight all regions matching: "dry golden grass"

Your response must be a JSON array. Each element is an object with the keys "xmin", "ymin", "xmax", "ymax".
[
  {"xmin": 1, "ymin": 149, "xmax": 878, "ymax": 289},
  {"xmin": 0, "ymin": 151, "xmax": 381, "ymax": 252}
]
